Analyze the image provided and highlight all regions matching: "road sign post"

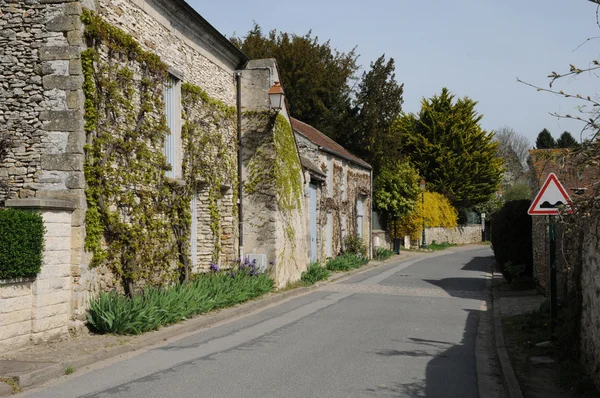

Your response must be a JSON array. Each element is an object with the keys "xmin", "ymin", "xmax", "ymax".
[{"xmin": 528, "ymin": 173, "xmax": 573, "ymax": 339}]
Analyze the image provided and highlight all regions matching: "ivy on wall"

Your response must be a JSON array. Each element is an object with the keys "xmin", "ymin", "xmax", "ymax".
[{"xmin": 81, "ymin": 10, "xmax": 237, "ymax": 293}]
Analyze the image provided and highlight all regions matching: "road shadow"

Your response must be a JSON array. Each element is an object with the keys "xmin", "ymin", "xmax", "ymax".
[
  {"xmin": 422, "ymin": 277, "xmax": 486, "ymax": 299},
  {"xmin": 367, "ymin": 309, "xmax": 480, "ymax": 397},
  {"xmin": 461, "ymin": 256, "xmax": 492, "ymax": 272}
]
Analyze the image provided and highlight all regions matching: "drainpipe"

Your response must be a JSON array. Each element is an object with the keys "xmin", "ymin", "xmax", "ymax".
[{"xmin": 236, "ymin": 72, "xmax": 244, "ymax": 261}]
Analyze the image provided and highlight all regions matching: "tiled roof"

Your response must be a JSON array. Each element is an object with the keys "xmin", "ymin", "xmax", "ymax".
[
  {"xmin": 291, "ymin": 118, "xmax": 371, "ymax": 170},
  {"xmin": 529, "ymin": 149, "xmax": 598, "ymax": 197}
]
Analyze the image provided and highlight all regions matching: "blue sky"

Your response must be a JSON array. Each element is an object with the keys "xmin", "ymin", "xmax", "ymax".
[{"xmin": 190, "ymin": 0, "xmax": 599, "ymax": 145}]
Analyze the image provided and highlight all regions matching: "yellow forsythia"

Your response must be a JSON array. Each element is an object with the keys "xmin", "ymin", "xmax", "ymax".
[{"xmin": 399, "ymin": 191, "xmax": 458, "ymax": 239}]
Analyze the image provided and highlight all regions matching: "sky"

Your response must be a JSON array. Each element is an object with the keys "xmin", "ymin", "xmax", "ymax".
[{"xmin": 189, "ymin": 0, "xmax": 599, "ymax": 146}]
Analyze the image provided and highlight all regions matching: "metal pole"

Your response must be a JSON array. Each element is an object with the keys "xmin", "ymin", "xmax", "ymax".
[
  {"xmin": 549, "ymin": 215, "xmax": 557, "ymax": 337},
  {"xmin": 421, "ymin": 189, "xmax": 427, "ymax": 248}
]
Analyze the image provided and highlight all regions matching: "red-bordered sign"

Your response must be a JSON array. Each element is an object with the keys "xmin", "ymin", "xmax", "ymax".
[{"xmin": 528, "ymin": 173, "xmax": 573, "ymax": 215}]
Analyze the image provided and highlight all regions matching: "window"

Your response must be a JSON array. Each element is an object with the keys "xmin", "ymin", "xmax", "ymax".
[
  {"xmin": 341, "ymin": 164, "xmax": 347, "ymax": 201},
  {"xmin": 357, "ymin": 196, "xmax": 364, "ymax": 238},
  {"xmin": 327, "ymin": 156, "xmax": 333, "ymax": 197},
  {"xmin": 164, "ymin": 75, "xmax": 181, "ymax": 178}
]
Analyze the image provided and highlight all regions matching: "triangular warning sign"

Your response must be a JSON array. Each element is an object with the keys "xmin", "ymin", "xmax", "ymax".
[{"xmin": 528, "ymin": 173, "xmax": 573, "ymax": 215}]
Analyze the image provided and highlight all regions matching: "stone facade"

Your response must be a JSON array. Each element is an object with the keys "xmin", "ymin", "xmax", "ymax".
[
  {"xmin": 293, "ymin": 120, "xmax": 372, "ymax": 262},
  {"xmin": 0, "ymin": 199, "xmax": 76, "ymax": 352},
  {"xmin": 240, "ymin": 59, "xmax": 310, "ymax": 287}
]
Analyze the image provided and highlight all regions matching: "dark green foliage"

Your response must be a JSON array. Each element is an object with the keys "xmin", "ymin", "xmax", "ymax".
[
  {"xmin": 343, "ymin": 234, "xmax": 367, "ymax": 258},
  {"xmin": 535, "ymin": 128, "xmax": 556, "ymax": 149},
  {"xmin": 231, "ymin": 24, "xmax": 358, "ymax": 139},
  {"xmin": 398, "ymin": 88, "xmax": 503, "ymax": 208},
  {"xmin": 556, "ymin": 131, "xmax": 580, "ymax": 149},
  {"xmin": 342, "ymin": 55, "xmax": 404, "ymax": 173},
  {"xmin": 0, "ymin": 209, "xmax": 45, "ymax": 279},
  {"xmin": 326, "ymin": 253, "xmax": 368, "ymax": 272},
  {"xmin": 491, "ymin": 200, "xmax": 533, "ymax": 282},
  {"xmin": 503, "ymin": 182, "xmax": 531, "ymax": 202},
  {"xmin": 374, "ymin": 247, "xmax": 394, "ymax": 260},
  {"xmin": 87, "ymin": 271, "xmax": 274, "ymax": 334},
  {"xmin": 301, "ymin": 261, "xmax": 331, "ymax": 285},
  {"xmin": 0, "ymin": 133, "xmax": 11, "ymax": 202}
]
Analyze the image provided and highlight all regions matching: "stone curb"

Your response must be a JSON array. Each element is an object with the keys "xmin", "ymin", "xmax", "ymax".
[
  {"xmin": 2, "ymin": 251, "xmax": 431, "ymax": 395},
  {"xmin": 492, "ymin": 267, "xmax": 525, "ymax": 398}
]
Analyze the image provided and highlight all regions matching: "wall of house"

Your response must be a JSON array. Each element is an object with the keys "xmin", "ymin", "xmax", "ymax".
[
  {"xmin": 0, "ymin": 200, "xmax": 76, "ymax": 352},
  {"xmin": 295, "ymin": 134, "xmax": 372, "ymax": 261},
  {"xmin": 241, "ymin": 59, "xmax": 309, "ymax": 287}
]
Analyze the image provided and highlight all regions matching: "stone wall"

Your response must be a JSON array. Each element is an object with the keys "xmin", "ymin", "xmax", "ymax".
[
  {"xmin": 422, "ymin": 225, "xmax": 482, "ymax": 245},
  {"xmin": 0, "ymin": 199, "xmax": 76, "ymax": 353},
  {"xmin": 580, "ymin": 216, "xmax": 600, "ymax": 389}
]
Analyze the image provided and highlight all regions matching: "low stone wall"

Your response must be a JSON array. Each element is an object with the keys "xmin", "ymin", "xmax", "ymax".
[
  {"xmin": 372, "ymin": 229, "xmax": 391, "ymax": 250},
  {"xmin": 424, "ymin": 225, "xmax": 482, "ymax": 245},
  {"xmin": 0, "ymin": 199, "xmax": 75, "ymax": 353}
]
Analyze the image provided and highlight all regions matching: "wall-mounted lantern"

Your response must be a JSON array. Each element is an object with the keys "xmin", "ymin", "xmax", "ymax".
[{"xmin": 268, "ymin": 82, "xmax": 284, "ymax": 110}]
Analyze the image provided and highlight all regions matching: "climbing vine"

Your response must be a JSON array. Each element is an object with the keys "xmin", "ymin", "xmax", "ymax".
[
  {"xmin": 81, "ymin": 10, "xmax": 237, "ymax": 293},
  {"xmin": 181, "ymin": 82, "xmax": 237, "ymax": 263}
]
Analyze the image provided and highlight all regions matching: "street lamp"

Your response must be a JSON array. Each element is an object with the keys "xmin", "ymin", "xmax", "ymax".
[
  {"xmin": 268, "ymin": 82, "xmax": 285, "ymax": 110},
  {"xmin": 420, "ymin": 179, "xmax": 427, "ymax": 248}
]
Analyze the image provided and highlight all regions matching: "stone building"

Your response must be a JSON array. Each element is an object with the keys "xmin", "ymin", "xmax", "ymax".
[
  {"xmin": 291, "ymin": 118, "xmax": 372, "ymax": 262},
  {"xmin": 0, "ymin": 0, "xmax": 308, "ymax": 351}
]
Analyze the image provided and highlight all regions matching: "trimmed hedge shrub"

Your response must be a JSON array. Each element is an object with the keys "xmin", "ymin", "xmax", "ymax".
[
  {"xmin": 491, "ymin": 200, "xmax": 532, "ymax": 282},
  {"xmin": 0, "ymin": 208, "xmax": 45, "ymax": 279}
]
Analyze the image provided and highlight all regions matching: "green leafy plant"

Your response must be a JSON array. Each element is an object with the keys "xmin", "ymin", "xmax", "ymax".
[
  {"xmin": 87, "ymin": 260, "xmax": 274, "ymax": 335},
  {"xmin": 301, "ymin": 261, "xmax": 331, "ymax": 285},
  {"xmin": 374, "ymin": 247, "xmax": 394, "ymax": 260},
  {"xmin": 64, "ymin": 365, "xmax": 74, "ymax": 375},
  {"xmin": 427, "ymin": 241, "xmax": 456, "ymax": 251},
  {"xmin": 343, "ymin": 234, "xmax": 367, "ymax": 258},
  {"xmin": 0, "ymin": 209, "xmax": 45, "ymax": 279},
  {"xmin": 326, "ymin": 253, "xmax": 368, "ymax": 272}
]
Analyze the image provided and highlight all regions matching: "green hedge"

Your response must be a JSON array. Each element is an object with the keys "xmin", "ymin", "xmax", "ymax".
[
  {"xmin": 0, "ymin": 208, "xmax": 45, "ymax": 279},
  {"xmin": 491, "ymin": 200, "xmax": 532, "ymax": 282}
]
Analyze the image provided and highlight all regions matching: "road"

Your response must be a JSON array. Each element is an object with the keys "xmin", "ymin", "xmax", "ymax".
[{"xmin": 22, "ymin": 246, "xmax": 501, "ymax": 398}]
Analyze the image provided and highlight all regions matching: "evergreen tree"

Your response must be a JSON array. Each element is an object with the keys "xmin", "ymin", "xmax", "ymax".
[
  {"xmin": 535, "ymin": 128, "xmax": 556, "ymax": 149},
  {"xmin": 397, "ymin": 88, "xmax": 503, "ymax": 208},
  {"xmin": 230, "ymin": 25, "xmax": 358, "ymax": 139},
  {"xmin": 342, "ymin": 55, "xmax": 404, "ymax": 173},
  {"xmin": 556, "ymin": 131, "xmax": 580, "ymax": 149}
]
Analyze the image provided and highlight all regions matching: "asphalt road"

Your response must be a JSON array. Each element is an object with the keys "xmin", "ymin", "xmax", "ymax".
[{"xmin": 23, "ymin": 246, "xmax": 495, "ymax": 398}]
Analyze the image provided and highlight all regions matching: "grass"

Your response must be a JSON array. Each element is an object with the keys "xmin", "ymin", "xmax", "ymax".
[
  {"xmin": 87, "ymin": 270, "xmax": 274, "ymax": 335},
  {"xmin": 374, "ymin": 247, "xmax": 395, "ymax": 261},
  {"xmin": 326, "ymin": 253, "xmax": 368, "ymax": 272},
  {"xmin": 301, "ymin": 261, "xmax": 331, "ymax": 285},
  {"xmin": 64, "ymin": 365, "xmax": 74, "ymax": 375},
  {"xmin": 426, "ymin": 241, "xmax": 456, "ymax": 251}
]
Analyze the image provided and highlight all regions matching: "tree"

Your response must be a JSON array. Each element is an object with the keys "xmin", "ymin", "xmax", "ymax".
[
  {"xmin": 373, "ymin": 160, "xmax": 419, "ymax": 221},
  {"xmin": 231, "ymin": 25, "xmax": 359, "ymax": 139},
  {"xmin": 556, "ymin": 131, "xmax": 580, "ymax": 149},
  {"xmin": 503, "ymin": 182, "xmax": 531, "ymax": 202},
  {"xmin": 494, "ymin": 126, "xmax": 530, "ymax": 186},
  {"xmin": 341, "ymin": 55, "xmax": 404, "ymax": 173},
  {"xmin": 397, "ymin": 88, "xmax": 503, "ymax": 208},
  {"xmin": 535, "ymin": 128, "xmax": 556, "ymax": 149}
]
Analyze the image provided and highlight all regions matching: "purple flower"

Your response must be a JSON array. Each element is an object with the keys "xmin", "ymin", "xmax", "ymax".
[
  {"xmin": 209, "ymin": 262, "xmax": 219, "ymax": 272},
  {"xmin": 227, "ymin": 271, "xmax": 236, "ymax": 278},
  {"xmin": 269, "ymin": 260, "xmax": 275, "ymax": 266}
]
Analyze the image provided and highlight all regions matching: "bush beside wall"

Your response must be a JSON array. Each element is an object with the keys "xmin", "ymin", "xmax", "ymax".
[{"xmin": 0, "ymin": 208, "xmax": 45, "ymax": 279}]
